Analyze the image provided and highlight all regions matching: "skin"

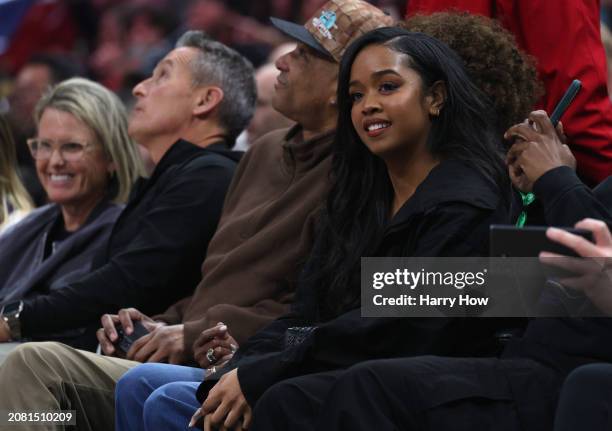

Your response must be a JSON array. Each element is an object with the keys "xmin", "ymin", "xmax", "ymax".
[
  {"xmin": 35, "ymin": 108, "xmax": 114, "ymax": 232},
  {"xmin": 348, "ymin": 44, "xmax": 444, "ymax": 216},
  {"xmin": 246, "ymin": 64, "xmax": 293, "ymax": 145},
  {"xmin": 193, "ymin": 322, "xmax": 238, "ymax": 369},
  {"xmin": 96, "ymin": 45, "xmax": 230, "ymax": 362},
  {"xmin": 504, "ymin": 110, "xmax": 575, "ymax": 193},
  {"xmin": 272, "ymin": 42, "xmax": 338, "ymax": 141},
  {"xmin": 541, "ymin": 219, "xmax": 612, "ymax": 315},
  {"xmin": 128, "ymin": 46, "xmax": 226, "ymax": 163}
]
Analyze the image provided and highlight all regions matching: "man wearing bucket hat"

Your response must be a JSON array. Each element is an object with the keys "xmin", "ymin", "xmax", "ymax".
[{"xmin": 0, "ymin": 2, "xmax": 392, "ymax": 430}]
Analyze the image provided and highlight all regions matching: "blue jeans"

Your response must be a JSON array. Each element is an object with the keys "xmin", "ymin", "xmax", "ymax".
[{"xmin": 115, "ymin": 363, "xmax": 204, "ymax": 431}]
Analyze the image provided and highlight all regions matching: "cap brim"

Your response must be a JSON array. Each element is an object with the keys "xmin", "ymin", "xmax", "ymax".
[{"xmin": 270, "ymin": 17, "xmax": 334, "ymax": 60}]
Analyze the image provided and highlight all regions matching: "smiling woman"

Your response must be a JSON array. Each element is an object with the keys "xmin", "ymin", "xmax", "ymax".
[{"xmin": 0, "ymin": 78, "xmax": 145, "ymax": 347}]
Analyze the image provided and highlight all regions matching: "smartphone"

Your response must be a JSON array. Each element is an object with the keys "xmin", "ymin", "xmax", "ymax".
[
  {"xmin": 549, "ymin": 79, "xmax": 581, "ymax": 127},
  {"xmin": 490, "ymin": 224, "xmax": 593, "ymax": 257},
  {"xmin": 114, "ymin": 320, "xmax": 150, "ymax": 354}
]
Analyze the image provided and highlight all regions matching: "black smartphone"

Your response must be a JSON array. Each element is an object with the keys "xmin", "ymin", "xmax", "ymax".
[
  {"xmin": 549, "ymin": 79, "xmax": 581, "ymax": 127},
  {"xmin": 115, "ymin": 320, "xmax": 150, "ymax": 354},
  {"xmin": 490, "ymin": 224, "xmax": 593, "ymax": 257}
]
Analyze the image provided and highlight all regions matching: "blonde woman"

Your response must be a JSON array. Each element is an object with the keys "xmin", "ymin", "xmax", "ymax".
[
  {"xmin": 0, "ymin": 78, "xmax": 144, "ymax": 348},
  {"xmin": 0, "ymin": 115, "xmax": 33, "ymax": 234}
]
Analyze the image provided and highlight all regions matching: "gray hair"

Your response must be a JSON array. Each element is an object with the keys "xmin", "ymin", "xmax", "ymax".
[
  {"xmin": 175, "ymin": 31, "xmax": 256, "ymax": 143},
  {"xmin": 34, "ymin": 78, "xmax": 146, "ymax": 203}
]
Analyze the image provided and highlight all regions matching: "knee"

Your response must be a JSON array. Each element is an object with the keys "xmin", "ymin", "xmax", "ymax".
[
  {"xmin": 142, "ymin": 382, "xmax": 198, "ymax": 428},
  {"xmin": 116, "ymin": 363, "xmax": 160, "ymax": 405},
  {"xmin": 4, "ymin": 342, "xmax": 68, "ymax": 376},
  {"xmin": 563, "ymin": 364, "xmax": 612, "ymax": 395}
]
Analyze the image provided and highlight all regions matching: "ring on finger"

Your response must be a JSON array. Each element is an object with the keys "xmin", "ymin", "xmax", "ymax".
[{"xmin": 206, "ymin": 347, "xmax": 217, "ymax": 364}]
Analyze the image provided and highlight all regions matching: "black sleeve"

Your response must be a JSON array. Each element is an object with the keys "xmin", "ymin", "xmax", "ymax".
[
  {"xmin": 19, "ymin": 159, "xmax": 235, "ymax": 336},
  {"xmin": 229, "ymin": 203, "xmax": 501, "ymax": 407},
  {"xmin": 533, "ymin": 166, "xmax": 612, "ymax": 227}
]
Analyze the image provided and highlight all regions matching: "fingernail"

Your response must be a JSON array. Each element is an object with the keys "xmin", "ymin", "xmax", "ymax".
[{"xmin": 219, "ymin": 325, "xmax": 227, "ymax": 332}]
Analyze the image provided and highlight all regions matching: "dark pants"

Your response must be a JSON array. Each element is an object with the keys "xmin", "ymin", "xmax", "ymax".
[
  {"xmin": 555, "ymin": 363, "xmax": 612, "ymax": 431},
  {"xmin": 251, "ymin": 356, "xmax": 560, "ymax": 431}
]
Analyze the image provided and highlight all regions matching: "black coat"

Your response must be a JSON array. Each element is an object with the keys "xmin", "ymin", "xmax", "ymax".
[
  {"xmin": 504, "ymin": 167, "xmax": 612, "ymax": 375},
  {"xmin": 17, "ymin": 140, "xmax": 241, "ymax": 348},
  {"xmin": 197, "ymin": 159, "xmax": 516, "ymax": 406}
]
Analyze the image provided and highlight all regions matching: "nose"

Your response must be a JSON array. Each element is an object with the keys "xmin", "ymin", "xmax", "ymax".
[
  {"xmin": 132, "ymin": 77, "xmax": 149, "ymax": 97},
  {"xmin": 275, "ymin": 52, "xmax": 289, "ymax": 73},
  {"xmin": 48, "ymin": 147, "xmax": 66, "ymax": 167},
  {"xmin": 361, "ymin": 92, "xmax": 381, "ymax": 116}
]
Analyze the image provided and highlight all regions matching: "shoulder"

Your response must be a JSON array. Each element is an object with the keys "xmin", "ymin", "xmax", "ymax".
[
  {"xmin": 0, "ymin": 204, "xmax": 58, "ymax": 241},
  {"xmin": 248, "ymin": 128, "xmax": 293, "ymax": 156},
  {"xmin": 421, "ymin": 160, "xmax": 504, "ymax": 211}
]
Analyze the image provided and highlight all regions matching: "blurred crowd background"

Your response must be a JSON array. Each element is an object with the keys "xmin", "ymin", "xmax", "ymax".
[{"xmin": 2, "ymin": 0, "xmax": 612, "ymax": 206}]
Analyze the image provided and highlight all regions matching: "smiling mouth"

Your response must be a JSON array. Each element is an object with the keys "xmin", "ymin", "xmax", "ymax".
[
  {"xmin": 48, "ymin": 174, "xmax": 74, "ymax": 183},
  {"xmin": 364, "ymin": 121, "xmax": 391, "ymax": 137}
]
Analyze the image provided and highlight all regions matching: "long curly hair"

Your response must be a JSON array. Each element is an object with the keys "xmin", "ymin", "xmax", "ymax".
[{"xmin": 400, "ymin": 12, "xmax": 543, "ymax": 135}]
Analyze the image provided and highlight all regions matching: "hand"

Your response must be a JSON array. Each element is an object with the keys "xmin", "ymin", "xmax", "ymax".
[
  {"xmin": 97, "ymin": 308, "xmax": 164, "ymax": 357},
  {"xmin": 194, "ymin": 322, "xmax": 238, "ymax": 368},
  {"xmin": 0, "ymin": 319, "xmax": 10, "ymax": 342},
  {"xmin": 540, "ymin": 218, "xmax": 612, "ymax": 315},
  {"xmin": 195, "ymin": 369, "xmax": 252, "ymax": 430},
  {"xmin": 126, "ymin": 324, "xmax": 186, "ymax": 364},
  {"xmin": 504, "ymin": 110, "xmax": 575, "ymax": 192}
]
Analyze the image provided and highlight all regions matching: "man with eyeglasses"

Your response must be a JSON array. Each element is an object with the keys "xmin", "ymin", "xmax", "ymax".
[{"xmin": 0, "ymin": 31, "xmax": 255, "ymax": 353}]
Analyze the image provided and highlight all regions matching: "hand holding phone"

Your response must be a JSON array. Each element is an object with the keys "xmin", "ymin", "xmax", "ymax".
[
  {"xmin": 114, "ymin": 320, "xmax": 150, "ymax": 355},
  {"xmin": 504, "ymin": 81, "xmax": 581, "ymax": 192}
]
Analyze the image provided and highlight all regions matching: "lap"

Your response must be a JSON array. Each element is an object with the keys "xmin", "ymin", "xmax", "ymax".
[{"xmin": 120, "ymin": 363, "xmax": 204, "ymax": 390}]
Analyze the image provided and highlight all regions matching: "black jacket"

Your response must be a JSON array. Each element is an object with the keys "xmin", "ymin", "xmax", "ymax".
[
  {"xmin": 504, "ymin": 167, "xmax": 612, "ymax": 375},
  {"xmin": 197, "ymin": 159, "xmax": 516, "ymax": 406},
  {"xmin": 17, "ymin": 140, "xmax": 241, "ymax": 348}
]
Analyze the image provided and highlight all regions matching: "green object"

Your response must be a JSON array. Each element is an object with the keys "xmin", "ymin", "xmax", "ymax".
[{"xmin": 515, "ymin": 191, "xmax": 536, "ymax": 227}]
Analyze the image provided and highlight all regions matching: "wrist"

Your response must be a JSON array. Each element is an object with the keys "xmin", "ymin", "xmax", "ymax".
[{"xmin": 0, "ymin": 300, "xmax": 23, "ymax": 341}]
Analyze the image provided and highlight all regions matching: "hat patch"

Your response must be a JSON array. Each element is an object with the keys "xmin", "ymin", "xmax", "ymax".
[{"xmin": 312, "ymin": 10, "xmax": 338, "ymax": 40}]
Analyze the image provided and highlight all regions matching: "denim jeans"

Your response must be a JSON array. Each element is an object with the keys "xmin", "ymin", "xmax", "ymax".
[{"xmin": 115, "ymin": 362, "xmax": 204, "ymax": 431}]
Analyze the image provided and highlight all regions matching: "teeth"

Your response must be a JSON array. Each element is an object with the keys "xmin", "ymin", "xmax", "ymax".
[
  {"xmin": 50, "ymin": 174, "xmax": 72, "ymax": 181},
  {"xmin": 367, "ymin": 123, "xmax": 389, "ymax": 131}
]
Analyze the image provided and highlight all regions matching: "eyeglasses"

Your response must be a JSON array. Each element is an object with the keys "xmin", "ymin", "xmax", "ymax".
[{"xmin": 26, "ymin": 138, "xmax": 93, "ymax": 162}]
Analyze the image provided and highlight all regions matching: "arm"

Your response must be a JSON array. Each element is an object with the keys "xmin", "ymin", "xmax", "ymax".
[
  {"xmin": 208, "ymin": 203, "xmax": 503, "ymax": 407},
  {"xmin": 534, "ymin": 167, "xmax": 612, "ymax": 227},
  {"xmin": 18, "ymin": 159, "xmax": 235, "ymax": 337}
]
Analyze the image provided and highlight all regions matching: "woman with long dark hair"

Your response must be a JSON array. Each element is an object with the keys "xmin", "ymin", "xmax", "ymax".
[{"xmin": 119, "ymin": 27, "xmax": 518, "ymax": 430}]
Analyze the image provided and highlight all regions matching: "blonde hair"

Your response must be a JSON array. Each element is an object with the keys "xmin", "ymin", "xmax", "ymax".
[
  {"xmin": 0, "ymin": 115, "xmax": 33, "ymax": 226},
  {"xmin": 34, "ymin": 78, "xmax": 146, "ymax": 203}
]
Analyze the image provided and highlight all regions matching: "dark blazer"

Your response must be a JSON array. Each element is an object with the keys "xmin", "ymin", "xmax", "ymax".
[
  {"xmin": 15, "ymin": 139, "xmax": 241, "ymax": 346},
  {"xmin": 197, "ymin": 159, "xmax": 516, "ymax": 406}
]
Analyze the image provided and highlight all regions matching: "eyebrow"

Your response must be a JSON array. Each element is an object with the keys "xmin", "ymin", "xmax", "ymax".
[
  {"xmin": 349, "ymin": 69, "xmax": 402, "ymax": 87},
  {"xmin": 154, "ymin": 59, "xmax": 174, "ymax": 72}
]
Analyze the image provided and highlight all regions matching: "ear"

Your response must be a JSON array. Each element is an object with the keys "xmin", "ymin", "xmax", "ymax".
[
  {"xmin": 193, "ymin": 86, "xmax": 224, "ymax": 117},
  {"xmin": 426, "ymin": 80, "xmax": 447, "ymax": 117}
]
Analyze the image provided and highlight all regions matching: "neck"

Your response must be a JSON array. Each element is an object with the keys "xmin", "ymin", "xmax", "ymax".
[
  {"xmin": 385, "ymin": 146, "xmax": 439, "ymax": 217},
  {"xmin": 300, "ymin": 106, "xmax": 337, "ymax": 142},
  {"xmin": 144, "ymin": 123, "xmax": 228, "ymax": 165},
  {"xmin": 60, "ymin": 194, "xmax": 104, "ymax": 232}
]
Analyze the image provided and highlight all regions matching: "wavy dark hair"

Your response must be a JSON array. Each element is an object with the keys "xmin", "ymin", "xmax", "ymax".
[{"xmin": 306, "ymin": 27, "xmax": 509, "ymax": 319}]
